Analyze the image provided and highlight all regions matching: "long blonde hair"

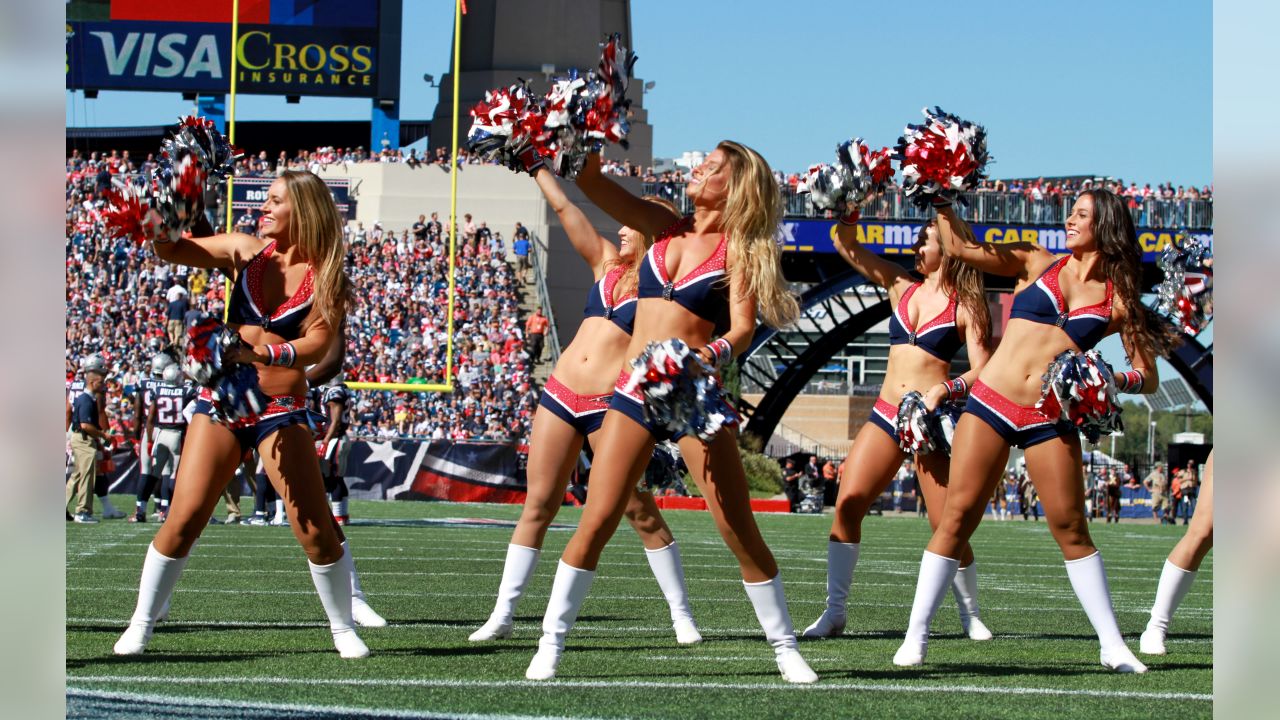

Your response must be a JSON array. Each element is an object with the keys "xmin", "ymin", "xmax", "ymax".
[
  {"xmin": 716, "ymin": 140, "xmax": 799, "ymax": 329},
  {"xmin": 606, "ymin": 195, "xmax": 678, "ymax": 298},
  {"xmin": 278, "ymin": 170, "xmax": 350, "ymax": 330}
]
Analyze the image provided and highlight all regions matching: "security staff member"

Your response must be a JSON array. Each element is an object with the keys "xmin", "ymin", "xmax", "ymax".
[{"xmin": 68, "ymin": 368, "xmax": 110, "ymax": 522}]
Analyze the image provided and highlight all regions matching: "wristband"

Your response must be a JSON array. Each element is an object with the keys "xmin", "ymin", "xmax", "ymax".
[
  {"xmin": 944, "ymin": 377, "xmax": 968, "ymax": 402},
  {"xmin": 838, "ymin": 208, "xmax": 861, "ymax": 226},
  {"xmin": 1115, "ymin": 369, "xmax": 1144, "ymax": 393},
  {"xmin": 264, "ymin": 343, "xmax": 297, "ymax": 368},
  {"xmin": 705, "ymin": 338, "xmax": 733, "ymax": 368}
]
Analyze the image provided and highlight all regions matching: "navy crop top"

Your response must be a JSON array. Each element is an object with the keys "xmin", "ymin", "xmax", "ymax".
[
  {"xmin": 582, "ymin": 265, "xmax": 638, "ymax": 335},
  {"xmin": 887, "ymin": 281, "xmax": 962, "ymax": 361},
  {"xmin": 636, "ymin": 216, "xmax": 731, "ymax": 336},
  {"xmin": 225, "ymin": 241, "xmax": 316, "ymax": 341},
  {"xmin": 1008, "ymin": 256, "xmax": 1113, "ymax": 351}
]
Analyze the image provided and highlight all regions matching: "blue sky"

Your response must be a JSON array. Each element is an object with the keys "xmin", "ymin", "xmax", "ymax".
[{"xmin": 67, "ymin": 0, "xmax": 1211, "ymax": 186}]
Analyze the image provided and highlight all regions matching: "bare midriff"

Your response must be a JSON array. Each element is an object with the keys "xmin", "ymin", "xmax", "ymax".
[
  {"xmin": 975, "ymin": 318, "xmax": 1096, "ymax": 405},
  {"xmin": 552, "ymin": 316, "xmax": 634, "ymax": 396},
  {"xmin": 877, "ymin": 346, "xmax": 952, "ymax": 406},
  {"xmin": 231, "ymin": 322, "xmax": 308, "ymax": 398},
  {"xmin": 625, "ymin": 297, "xmax": 716, "ymax": 365}
]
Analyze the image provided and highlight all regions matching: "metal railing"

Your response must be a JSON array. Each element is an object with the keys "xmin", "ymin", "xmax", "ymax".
[
  {"xmin": 643, "ymin": 183, "xmax": 1214, "ymax": 230},
  {"xmin": 764, "ymin": 422, "xmax": 850, "ymax": 460},
  {"xmin": 527, "ymin": 231, "xmax": 562, "ymax": 366}
]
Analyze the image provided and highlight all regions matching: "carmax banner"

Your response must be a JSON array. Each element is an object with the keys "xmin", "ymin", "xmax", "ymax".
[{"xmin": 777, "ymin": 219, "xmax": 1212, "ymax": 263}]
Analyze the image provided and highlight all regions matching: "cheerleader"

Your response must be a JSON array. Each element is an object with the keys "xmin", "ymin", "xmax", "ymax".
[
  {"xmin": 803, "ymin": 214, "xmax": 1001, "ymax": 641},
  {"xmin": 524, "ymin": 146, "xmax": 817, "ymax": 683},
  {"xmin": 114, "ymin": 170, "xmax": 375, "ymax": 658},
  {"xmin": 893, "ymin": 191, "xmax": 1179, "ymax": 672},
  {"xmin": 469, "ymin": 160, "xmax": 700, "ymax": 645},
  {"xmin": 1140, "ymin": 450, "xmax": 1212, "ymax": 655}
]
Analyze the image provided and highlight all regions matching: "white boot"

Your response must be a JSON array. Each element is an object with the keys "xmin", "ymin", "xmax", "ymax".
[
  {"xmin": 114, "ymin": 544, "xmax": 189, "ymax": 655},
  {"xmin": 894, "ymin": 551, "xmax": 958, "ymax": 666},
  {"xmin": 952, "ymin": 563, "xmax": 993, "ymax": 641},
  {"xmin": 645, "ymin": 542, "xmax": 702, "ymax": 644},
  {"xmin": 309, "ymin": 551, "xmax": 369, "ymax": 658},
  {"xmin": 1064, "ymin": 551, "xmax": 1146, "ymax": 673},
  {"xmin": 341, "ymin": 541, "xmax": 387, "ymax": 628},
  {"xmin": 472, "ymin": 544, "xmax": 541, "ymax": 641},
  {"xmin": 270, "ymin": 499, "xmax": 288, "ymax": 526},
  {"xmin": 1140, "ymin": 559, "xmax": 1197, "ymax": 655},
  {"xmin": 802, "ymin": 541, "xmax": 858, "ymax": 639},
  {"xmin": 526, "ymin": 560, "xmax": 595, "ymax": 680},
  {"xmin": 743, "ymin": 575, "xmax": 818, "ymax": 683}
]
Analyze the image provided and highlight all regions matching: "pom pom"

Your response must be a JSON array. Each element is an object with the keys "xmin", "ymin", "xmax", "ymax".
[
  {"xmin": 160, "ymin": 115, "xmax": 242, "ymax": 181},
  {"xmin": 622, "ymin": 339, "xmax": 738, "ymax": 441},
  {"xmin": 799, "ymin": 138, "xmax": 894, "ymax": 215},
  {"xmin": 101, "ymin": 179, "xmax": 151, "ymax": 245},
  {"xmin": 465, "ymin": 34, "xmax": 637, "ymax": 180},
  {"xmin": 893, "ymin": 106, "xmax": 991, "ymax": 208},
  {"xmin": 895, "ymin": 392, "xmax": 962, "ymax": 456},
  {"xmin": 1154, "ymin": 229, "xmax": 1213, "ymax": 335},
  {"xmin": 182, "ymin": 316, "xmax": 268, "ymax": 424},
  {"xmin": 1036, "ymin": 350, "xmax": 1123, "ymax": 444}
]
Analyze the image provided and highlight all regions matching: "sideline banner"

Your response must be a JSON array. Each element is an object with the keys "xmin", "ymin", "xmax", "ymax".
[{"xmin": 778, "ymin": 218, "xmax": 1212, "ymax": 264}]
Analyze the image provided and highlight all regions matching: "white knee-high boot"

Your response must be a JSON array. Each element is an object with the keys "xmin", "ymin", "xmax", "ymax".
[
  {"xmin": 802, "ymin": 541, "xmax": 858, "ymax": 638},
  {"xmin": 341, "ymin": 540, "xmax": 386, "ymax": 628},
  {"xmin": 471, "ymin": 544, "xmax": 541, "ymax": 641},
  {"xmin": 952, "ymin": 563, "xmax": 993, "ymax": 640},
  {"xmin": 309, "ymin": 550, "xmax": 369, "ymax": 658},
  {"xmin": 894, "ymin": 551, "xmax": 959, "ymax": 666},
  {"xmin": 1064, "ymin": 551, "xmax": 1146, "ymax": 673},
  {"xmin": 743, "ymin": 574, "xmax": 818, "ymax": 683},
  {"xmin": 114, "ymin": 543, "xmax": 189, "ymax": 655},
  {"xmin": 526, "ymin": 560, "xmax": 595, "ymax": 680},
  {"xmin": 644, "ymin": 542, "xmax": 702, "ymax": 644},
  {"xmin": 1140, "ymin": 559, "xmax": 1197, "ymax": 655}
]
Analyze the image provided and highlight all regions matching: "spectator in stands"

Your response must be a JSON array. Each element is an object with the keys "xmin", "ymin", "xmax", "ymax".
[
  {"xmin": 513, "ymin": 228, "xmax": 531, "ymax": 278},
  {"xmin": 164, "ymin": 280, "xmax": 189, "ymax": 347},
  {"xmin": 525, "ymin": 308, "xmax": 548, "ymax": 363}
]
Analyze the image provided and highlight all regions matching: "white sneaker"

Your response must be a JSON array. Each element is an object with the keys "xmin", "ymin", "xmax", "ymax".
[
  {"xmin": 964, "ymin": 616, "xmax": 993, "ymax": 641},
  {"xmin": 352, "ymin": 597, "xmax": 388, "ymax": 628},
  {"xmin": 332, "ymin": 628, "xmax": 369, "ymax": 659},
  {"xmin": 73, "ymin": 513, "xmax": 98, "ymax": 524},
  {"xmin": 801, "ymin": 610, "xmax": 846, "ymax": 639},
  {"xmin": 113, "ymin": 622, "xmax": 152, "ymax": 655},
  {"xmin": 893, "ymin": 640, "xmax": 927, "ymax": 667},
  {"xmin": 1101, "ymin": 646, "xmax": 1148, "ymax": 673},
  {"xmin": 1139, "ymin": 627, "xmax": 1166, "ymax": 655},
  {"xmin": 269, "ymin": 515, "xmax": 290, "ymax": 527},
  {"xmin": 525, "ymin": 645, "xmax": 561, "ymax": 680},
  {"xmin": 468, "ymin": 616, "xmax": 513, "ymax": 642},
  {"xmin": 775, "ymin": 647, "xmax": 818, "ymax": 683},
  {"xmin": 673, "ymin": 617, "xmax": 703, "ymax": 645}
]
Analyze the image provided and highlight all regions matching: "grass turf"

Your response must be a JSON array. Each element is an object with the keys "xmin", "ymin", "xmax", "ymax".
[{"xmin": 67, "ymin": 496, "xmax": 1212, "ymax": 719}]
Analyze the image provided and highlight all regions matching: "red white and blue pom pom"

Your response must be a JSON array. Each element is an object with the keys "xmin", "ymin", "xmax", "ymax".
[
  {"xmin": 1155, "ymin": 229, "xmax": 1213, "ymax": 335},
  {"xmin": 622, "ymin": 338, "xmax": 738, "ymax": 442},
  {"xmin": 893, "ymin": 106, "xmax": 991, "ymax": 208},
  {"xmin": 800, "ymin": 138, "xmax": 894, "ymax": 216},
  {"xmin": 466, "ymin": 34, "xmax": 636, "ymax": 179},
  {"xmin": 1036, "ymin": 350, "xmax": 1123, "ymax": 444},
  {"xmin": 101, "ymin": 178, "xmax": 152, "ymax": 245},
  {"xmin": 183, "ymin": 316, "xmax": 268, "ymax": 424},
  {"xmin": 160, "ymin": 115, "xmax": 242, "ymax": 181},
  {"xmin": 895, "ymin": 392, "xmax": 961, "ymax": 456}
]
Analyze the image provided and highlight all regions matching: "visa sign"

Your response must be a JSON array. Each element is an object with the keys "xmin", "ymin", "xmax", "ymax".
[{"xmin": 67, "ymin": 20, "xmax": 380, "ymax": 97}]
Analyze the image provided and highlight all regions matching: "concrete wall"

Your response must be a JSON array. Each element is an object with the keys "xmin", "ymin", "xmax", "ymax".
[{"xmin": 312, "ymin": 163, "xmax": 638, "ymax": 349}]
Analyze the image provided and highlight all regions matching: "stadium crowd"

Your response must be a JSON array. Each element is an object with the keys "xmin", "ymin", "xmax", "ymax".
[{"xmin": 66, "ymin": 149, "xmax": 539, "ymax": 446}]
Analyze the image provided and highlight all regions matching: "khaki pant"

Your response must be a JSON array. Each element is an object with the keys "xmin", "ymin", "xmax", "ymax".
[
  {"xmin": 67, "ymin": 433, "xmax": 98, "ymax": 516},
  {"xmin": 167, "ymin": 319, "xmax": 185, "ymax": 347}
]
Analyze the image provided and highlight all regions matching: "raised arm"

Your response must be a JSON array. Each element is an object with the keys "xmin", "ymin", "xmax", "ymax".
[
  {"xmin": 935, "ymin": 205, "xmax": 1053, "ymax": 281},
  {"xmin": 833, "ymin": 220, "xmax": 910, "ymax": 290},
  {"xmin": 575, "ymin": 152, "xmax": 681, "ymax": 236},
  {"xmin": 533, "ymin": 166, "xmax": 617, "ymax": 277},
  {"xmin": 149, "ymin": 231, "xmax": 260, "ymax": 272}
]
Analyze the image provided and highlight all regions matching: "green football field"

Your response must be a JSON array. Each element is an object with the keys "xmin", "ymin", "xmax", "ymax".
[{"xmin": 66, "ymin": 497, "xmax": 1212, "ymax": 719}]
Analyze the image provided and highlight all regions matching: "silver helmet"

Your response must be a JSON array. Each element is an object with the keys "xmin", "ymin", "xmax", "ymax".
[
  {"xmin": 79, "ymin": 354, "xmax": 107, "ymax": 374},
  {"xmin": 150, "ymin": 353, "xmax": 176, "ymax": 378},
  {"xmin": 161, "ymin": 363, "xmax": 183, "ymax": 385}
]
